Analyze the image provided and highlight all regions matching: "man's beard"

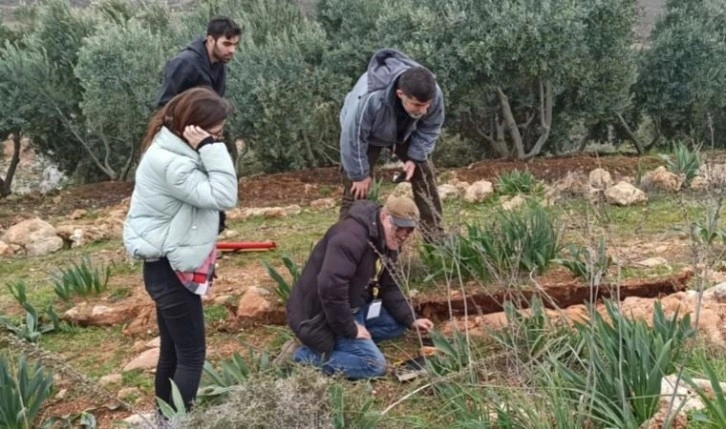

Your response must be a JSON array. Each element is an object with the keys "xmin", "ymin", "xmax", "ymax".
[
  {"xmin": 213, "ymin": 48, "xmax": 232, "ymax": 63},
  {"xmin": 408, "ymin": 112, "xmax": 425, "ymax": 119}
]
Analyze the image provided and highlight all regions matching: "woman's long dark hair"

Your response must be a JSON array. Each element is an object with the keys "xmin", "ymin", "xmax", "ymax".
[{"xmin": 140, "ymin": 87, "xmax": 233, "ymax": 153}]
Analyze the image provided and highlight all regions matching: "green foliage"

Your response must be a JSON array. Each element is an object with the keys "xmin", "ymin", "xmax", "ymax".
[
  {"xmin": 198, "ymin": 350, "xmax": 274, "ymax": 400},
  {"xmin": 52, "ymin": 256, "xmax": 110, "ymax": 302},
  {"xmin": 186, "ymin": 368, "xmax": 337, "ymax": 428},
  {"xmin": 636, "ymin": 0, "xmax": 726, "ymax": 147},
  {"xmin": 551, "ymin": 301, "xmax": 695, "ymax": 427},
  {"xmin": 75, "ymin": 1, "xmax": 172, "ymax": 180},
  {"xmin": 7, "ymin": 281, "xmax": 28, "ymax": 307},
  {"xmin": 0, "ymin": 0, "xmax": 94, "ymax": 176},
  {"xmin": 0, "ymin": 355, "xmax": 54, "ymax": 429},
  {"xmin": 40, "ymin": 410, "xmax": 97, "ymax": 429},
  {"xmin": 427, "ymin": 330, "xmax": 476, "ymax": 379},
  {"xmin": 423, "ymin": 203, "xmax": 561, "ymax": 281},
  {"xmin": 262, "ymin": 253, "xmax": 303, "ymax": 304},
  {"xmin": 366, "ymin": 178, "xmax": 383, "ymax": 204},
  {"xmin": 685, "ymin": 357, "xmax": 726, "ymax": 427},
  {"xmin": 491, "ymin": 297, "xmax": 578, "ymax": 365},
  {"xmin": 157, "ymin": 380, "xmax": 188, "ymax": 420},
  {"xmin": 1, "ymin": 301, "xmax": 60, "ymax": 343},
  {"xmin": 555, "ymin": 237, "xmax": 613, "ymax": 283},
  {"xmin": 329, "ymin": 384, "xmax": 381, "ymax": 429},
  {"xmin": 430, "ymin": 382, "xmax": 499, "ymax": 428},
  {"xmin": 0, "ymin": 0, "xmax": 648, "ymax": 178},
  {"xmin": 496, "ymin": 170, "xmax": 543, "ymax": 196},
  {"xmin": 659, "ymin": 142, "xmax": 702, "ymax": 182}
]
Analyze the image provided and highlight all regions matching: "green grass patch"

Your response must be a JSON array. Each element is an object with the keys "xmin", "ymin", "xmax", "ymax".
[
  {"xmin": 204, "ymin": 304, "xmax": 229, "ymax": 325},
  {"xmin": 40, "ymin": 326, "xmax": 129, "ymax": 379}
]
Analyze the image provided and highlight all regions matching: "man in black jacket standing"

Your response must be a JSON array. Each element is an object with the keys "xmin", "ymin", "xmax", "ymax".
[
  {"xmin": 156, "ymin": 16, "xmax": 241, "ymax": 232},
  {"xmin": 282, "ymin": 196, "xmax": 434, "ymax": 379},
  {"xmin": 156, "ymin": 16, "xmax": 241, "ymax": 107}
]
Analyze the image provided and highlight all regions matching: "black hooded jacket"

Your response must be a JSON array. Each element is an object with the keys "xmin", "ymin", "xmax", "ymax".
[
  {"xmin": 156, "ymin": 37, "xmax": 227, "ymax": 107},
  {"xmin": 286, "ymin": 200, "xmax": 416, "ymax": 355}
]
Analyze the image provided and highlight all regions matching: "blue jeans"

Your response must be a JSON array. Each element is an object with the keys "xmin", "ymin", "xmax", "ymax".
[{"xmin": 293, "ymin": 303, "xmax": 407, "ymax": 379}]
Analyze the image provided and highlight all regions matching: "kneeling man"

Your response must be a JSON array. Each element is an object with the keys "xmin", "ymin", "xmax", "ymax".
[{"xmin": 285, "ymin": 196, "xmax": 433, "ymax": 379}]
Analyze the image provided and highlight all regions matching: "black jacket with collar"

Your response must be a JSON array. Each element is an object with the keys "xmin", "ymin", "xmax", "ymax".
[{"xmin": 286, "ymin": 200, "xmax": 415, "ymax": 355}]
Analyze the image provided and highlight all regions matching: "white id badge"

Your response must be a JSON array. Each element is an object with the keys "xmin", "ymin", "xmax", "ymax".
[{"xmin": 366, "ymin": 300, "xmax": 382, "ymax": 320}]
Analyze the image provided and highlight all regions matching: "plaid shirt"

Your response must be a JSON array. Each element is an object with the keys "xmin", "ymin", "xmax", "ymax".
[{"xmin": 175, "ymin": 251, "xmax": 217, "ymax": 296}]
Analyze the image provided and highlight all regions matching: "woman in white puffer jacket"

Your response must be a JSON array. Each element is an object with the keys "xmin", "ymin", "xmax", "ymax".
[{"xmin": 123, "ymin": 87, "xmax": 237, "ymax": 413}]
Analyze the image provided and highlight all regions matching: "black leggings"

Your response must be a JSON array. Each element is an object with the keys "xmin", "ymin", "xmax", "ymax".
[{"xmin": 143, "ymin": 259, "xmax": 205, "ymax": 411}]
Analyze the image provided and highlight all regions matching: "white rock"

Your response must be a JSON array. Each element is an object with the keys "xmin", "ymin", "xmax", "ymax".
[
  {"xmin": 588, "ymin": 168, "xmax": 613, "ymax": 190},
  {"xmin": 145, "ymin": 337, "xmax": 161, "ymax": 349},
  {"xmin": 437, "ymin": 184, "xmax": 461, "ymax": 200},
  {"xmin": 99, "ymin": 373, "xmax": 123, "ymax": 386},
  {"xmin": 123, "ymin": 348, "xmax": 160, "ymax": 372},
  {"xmin": 464, "ymin": 180, "xmax": 494, "ymax": 203},
  {"xmin": 634, "ymin": 257, "xmax": 670, "ymax": 268},
  {"xmin": 604, "ymin": 181, "xmax": 648, "ymax": 206},
  {"xmin": 25, "ymin": 236, "xmax": 64, "ymax": 256}
]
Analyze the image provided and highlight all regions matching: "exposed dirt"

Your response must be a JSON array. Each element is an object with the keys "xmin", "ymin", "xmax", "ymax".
[
  {"xmin": 455, "ymin": 153, "xmax": 661, "ymax": 185},
  {"xmin": 414, "ymin": 271, "xmax": 691, "ymax": 321},
  {"xmin": 0, "ymin": 154, "xmax": 662, "ymax": 230}
]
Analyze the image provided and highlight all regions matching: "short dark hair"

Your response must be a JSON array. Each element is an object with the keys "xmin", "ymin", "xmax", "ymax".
[
  {"xmin": 397, "ymin": 67, "xmax": 436, "ymax": 102},
  {"xmin": 207, "ymin": 16, "xmax": 241, "ymax": 40}
]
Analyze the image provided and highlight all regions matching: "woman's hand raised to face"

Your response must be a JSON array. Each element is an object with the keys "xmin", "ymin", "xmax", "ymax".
[{"xmin": 183, "ymin": 125, "xmax": 212, "ymax": 149}]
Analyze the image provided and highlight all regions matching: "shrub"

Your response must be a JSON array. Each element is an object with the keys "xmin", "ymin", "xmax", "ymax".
[
  {"xmin": 659, "ymin": 142, "xmax": 701, "ymax": 182},
  {"xmin": 0, "ymin": 355, "xmax": 54, "ymax": 429},
  {"xmin": 187, "ymin": 368, "xmax": 335, "ymax": 428},
  {"xmin": 75, "ymin": 3, "xmax": 172, "ymax": 180},
  {"xmin": 198, "ymin": 350, "xmax": 275, "ymax": 401},
  {"xmin": 496, "ymin": 170, "xmax": 544, "ymax": 196},
  {"xmin": 635, "ymin": 0, "xmax": 726, "ymax": 148},
  {"xmin": 52, "ymin": 256, "xmax": 110, "ymax": 301},
  {"xmin": 555, "ymin": 237, "xmax": 612, "ymax": 284},
  {"xmin": 427, "ymin": 330, "xmax": 476, "ymax": 379},
  {"xmin": 0, "ymin": 302, "xmax": 60, "ymax": 343},
  {"xmin": 551, "ymin": 301, "xmax": 695, "ymax": 427},
  {"xmin": 422, "ymin": 203, "xmax": 561, "ymax": 281},
  {"xmin": 6, "ymin": 281, "xmax": 28, "ymax": 307},
  {"xmin": 329, "ymin": 384, "xmax": 381, "ymax": 429},
  {"xmin": 684, "ymin": 357, "xmax": 726, "ymax": 427},
  {"xmin": 491, "ymin": 297, "xmax": 579, "ymax": 365},
  {"xmin": 0, "ymin": 0, "xmax": 95, "ymax": 177},
  {"xmin": 262, "ymin": 254, "xmax": 303, "ymax": 304}
]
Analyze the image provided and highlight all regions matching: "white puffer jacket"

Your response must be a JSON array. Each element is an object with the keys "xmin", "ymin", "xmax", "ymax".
[{"xmin": 123, "ymin": 127, "xmax": 237, "ymax": 271}]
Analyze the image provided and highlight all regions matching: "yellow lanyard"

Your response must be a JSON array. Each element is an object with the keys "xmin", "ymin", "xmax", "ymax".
[{"xmin": 372, "ymin": 260, "xmax": 383, "ymax": 299}]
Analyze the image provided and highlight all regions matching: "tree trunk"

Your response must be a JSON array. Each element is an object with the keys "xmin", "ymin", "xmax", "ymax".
[
  {"xmin": 474, "ymin": 114, "xmax": 509, "ymax": 158},
  {"xmin": 497, "ymin": 86, "xmax": 525, "ymax": 159},
  {"xmin": 616, "ymin": 113, "xmax": 644, "ymax": 155},
  {"xmin": 0, "ymin": 133, "xmax": 22, "ymax": 198},
  {"xmin": 522, "ymin": 79, "xmax": 553, "ymax": 161}
]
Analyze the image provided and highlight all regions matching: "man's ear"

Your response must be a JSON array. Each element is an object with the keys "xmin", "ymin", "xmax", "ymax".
[
  {"xmin": 395, "ymin": 89, "xmax": 405, "ymax": 101},
  {"xmin": 205, "ymin": 35, "xmax": 216, "ymax": 45}
]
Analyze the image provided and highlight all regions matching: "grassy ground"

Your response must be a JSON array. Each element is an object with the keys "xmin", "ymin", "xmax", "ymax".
[{"xmin": 2, "ymin": 183, "xmax": 726, "ymax": 427}]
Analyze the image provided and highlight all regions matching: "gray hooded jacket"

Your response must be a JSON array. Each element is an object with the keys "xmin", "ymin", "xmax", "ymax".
[{"xmin": 340, "ymin": 49, "xmax": 445, "ymax": 181}]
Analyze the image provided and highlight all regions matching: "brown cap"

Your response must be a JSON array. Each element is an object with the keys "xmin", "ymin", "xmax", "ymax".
[{"xmin": 384, "ymin": 195, "xmax": 419, "ymax": 228}]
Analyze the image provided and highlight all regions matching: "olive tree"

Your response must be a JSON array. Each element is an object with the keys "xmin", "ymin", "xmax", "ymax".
[
  {"xmin": 635, "ymin": 0, "xmax": 726, "ymax": 148},
  {"xmin": 75, "ymin": 0, "xmax": 174, "ymax": 180},
  {"xmin": 0, "ymin": 0, "xmax": 93, "ymax": 178}
]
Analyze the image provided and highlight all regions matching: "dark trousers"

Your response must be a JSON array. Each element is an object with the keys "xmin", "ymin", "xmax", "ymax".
[
  {"xmin": 340, "ymin": 143, "xmax": 443, "ymax": 242},
  {"xmin": 143, "ymin": 259, "xmax": 205, "ymax": 412}
]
